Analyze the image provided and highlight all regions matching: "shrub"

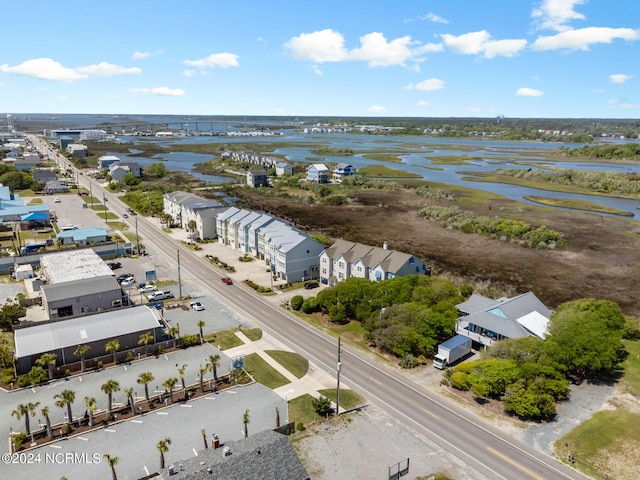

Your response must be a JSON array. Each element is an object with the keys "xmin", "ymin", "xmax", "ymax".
[
  {"xmin": 400, "ymin": 354, "xmax": 418, "ymax": 369},
  {"xmin": 312, "ymin": 395, "xmax": 334, "ymax": 417},
  {"xmin": 290, "ymin": 295, "xmax": 304, "ymax": 311},
  {"xmin": 450, "ymin": 371, "xmax": 471, "ymax": 390},
  {"xmin": 301, "ymin": 297, "xmax": 320, "ymax": 314},
  {"xmin": 177, "ymin": 334, "xmax": 200, "ymax": 348},
  {"xmin": 12, "ymin": 432, "xmax": 27, "ymax": 451}
]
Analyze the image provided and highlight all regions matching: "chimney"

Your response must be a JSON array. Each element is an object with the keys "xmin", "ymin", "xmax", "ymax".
[
  {"xmin": 211, "ymin": 433, "xmax": 220, "ymax": 449},
  {"xmin": 383, "ymin": 241, "xmax": 388, "ymax": 250}
]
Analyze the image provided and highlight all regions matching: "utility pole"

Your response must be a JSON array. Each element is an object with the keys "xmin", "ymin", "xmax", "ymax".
[
  {"xmin": 177, "ymin": 249, "xmax": 182, "ymax": 300},
  {"xmin": 336, "ymin": 336, "xmax": 341, "ymax": 416},
  {"xmin": 135, "ymin": 216, "xmax": 140, "ymax": 255},
  {"xmin": 103, "ymin": 193, "xmax": 108, "ymax": 224}
]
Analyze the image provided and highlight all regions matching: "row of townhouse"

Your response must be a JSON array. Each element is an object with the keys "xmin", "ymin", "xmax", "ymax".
[
  {"xmin": 163, "ymin": 191, "xmax": 228, "ymax": 241},
  {"xmin": 216, "ymin": 207, "xmax": 323, "ymax": 283},
  {"xmin": 228, "ymin": 150, "xmax": 294, "ymax": 177},
  {"xmin": 319, "ymin": 239, "xmax": 430, "ymax": 285}
]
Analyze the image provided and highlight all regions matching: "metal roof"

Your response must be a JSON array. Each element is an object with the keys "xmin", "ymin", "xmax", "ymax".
[
  {"xmin": 41, "ymin": 275, "xmax": 120, "ymax": 302},
  {"xmin": 14, "ymin": 306, "xmax": 163, "ymax": 358}
]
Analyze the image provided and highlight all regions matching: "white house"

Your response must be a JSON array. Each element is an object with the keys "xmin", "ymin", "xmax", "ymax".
[
  {"xmin": 455, "ymin": 292, "xmax": 552, "ymax": 347},
  {"xmin": 66, "ymin": 144, "xmax": 89, "ymax": 157},
  {"xmin": 275, "ymin": 161, "xmax": 293, "ymax": 177},
  {"xmin": 162, "ymin": 191, "xmax": 225, "ymax": 240},
  {"xmin": 98, "ymin": 155, "xmax": 120, "ymax": 170},
  {"xmin": 320, "ymin": 240, "xmax": 429, "ymax": 285}
]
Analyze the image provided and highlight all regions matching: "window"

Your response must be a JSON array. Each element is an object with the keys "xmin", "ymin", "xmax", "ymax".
[
  {"xmin": 339, "ymin": 262, "xmax": 344, "ymax": 268},
  {"xmin": 322, "ymin": 257, "xmax": 327, "ymax": 263},
  {"xmin": 322, "ymin": 268, "xmax": 326, "ymax": 274},
  {"xmin": 338, "ymin": 272, "xmax": 344, "ymax": 280}
]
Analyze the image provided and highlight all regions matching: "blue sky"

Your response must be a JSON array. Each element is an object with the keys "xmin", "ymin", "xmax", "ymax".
[{"xmin": 1, "ymin": 0, "xmax": 638, "ymax": 118}]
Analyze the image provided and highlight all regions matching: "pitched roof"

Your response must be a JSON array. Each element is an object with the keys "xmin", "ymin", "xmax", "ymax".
[
  {"xmin": 157, "ymin": 430, "xmax": 309, "ymax": 480},
  {"xmin": 456, "ymin": 292, "xmax": 551, "ymax": 339},
  {"xmin": 14, "ymin": 306, "xmax": 163, "ymax": 358}
]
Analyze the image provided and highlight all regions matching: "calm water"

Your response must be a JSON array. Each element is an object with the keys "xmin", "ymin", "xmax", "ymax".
[{"xmin": 112, "ymin": 131, "xmax": 640, "ymax": 219}]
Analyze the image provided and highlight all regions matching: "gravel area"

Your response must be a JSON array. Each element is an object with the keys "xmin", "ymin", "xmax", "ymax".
[{"xmin": 293, "ymin": 404, "xmax": 491, "ymax": 480}]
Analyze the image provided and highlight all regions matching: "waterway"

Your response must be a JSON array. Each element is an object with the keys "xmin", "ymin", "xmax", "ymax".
[{"xmin": 112, "ymin": 131, "xmax": 640, "ymax": 220}]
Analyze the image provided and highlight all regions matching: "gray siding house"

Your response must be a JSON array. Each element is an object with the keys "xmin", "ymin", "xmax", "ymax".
[{"xmin": 41, "ymin": 275, "xmax": 125, "ymax": 319}]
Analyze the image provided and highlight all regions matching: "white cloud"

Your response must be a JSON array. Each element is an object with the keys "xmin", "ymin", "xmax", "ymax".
[
  {"xmin": 468, "ymin": 107, "xmax": 482, "ymax": 113},
  {"xmin": 516, "ymin": 87, "xmax": 544, "ymax": 97},
  {"xmin": 483, "ymin": 39, "xmax": 528, "ymax": 59},
  {"xmin": 533, "ymin": 27, "xmax": 640, "ymax": 51},
  {"xmin": 285, "ymin": 29, "xmax": 440, "ymax": 67},
  {"xmin": 182, "ymin": 69, "xmax": 196, "ymax": 78},
  {"xmin": 368, "ymin": 105, "xmax": 387, "ymax": 113},
  {"xmin": 129, "ymin": 87, "xmax": 185, "ymax": 96},
  {"xmin": 75, "ymin": 62, "xmax": 141, "ymax": 77},
  {"xmin": 132, "ymin": 51, "xmax": 151, "ymax": 60},
  {"xmin": 423, "ymin": 12, "xmax": 449, "ymax": 24},
  {"xmin": 609, "ymin": 74, "xmax": 633, "ymax": 84},
  {"xmin": 608, "ymin": 99, "xmax": 638, "ymax": 109},
  {"xmin": 350, "ymin": 32, "xmax": 415, "ymax": 67},
  {"xmin": 532, "ymin": 0, "xmax": 586, "ymax": 32},
  {"xmin": 0, "ymin": 58, "xmax": 140, "ymax": 82},
  {"xmin": 417, "ymin": 100, "xmax": 429, "ymax": 107},
  {"xmin": 405, "ymin": 78, "xmax": 445, "ymax": 91},
  {"xmin": 441, "ymin": 31, "xmax": 526, "ymax": 58},
  {"xmin": 284, "ymin": 29, "xmax": 348, "ymax": 63},
  {"xmin": 311, "ymin": 65, "xmax": 323, "ymax": 75},
  {"xmin": 273, "ymin": 107, "xmax": 285, "ymax": 114},
  {"xmin": 0, "ymin": 58, "xmax": 87, "ymax": 82},
  {"xmin": 182, "ymin": 52, "xmax": 239, "ymax": 68}
]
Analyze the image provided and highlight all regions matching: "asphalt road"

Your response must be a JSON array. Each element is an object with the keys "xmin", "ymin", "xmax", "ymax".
[{"xmin": 39, "ymin": 137, "xmax": 588, "ymax": 480}]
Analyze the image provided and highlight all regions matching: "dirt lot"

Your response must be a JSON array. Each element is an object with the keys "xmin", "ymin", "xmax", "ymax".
[{"xmin": 236, "ymin": 188, "xmax": 640, "ymax": 317}]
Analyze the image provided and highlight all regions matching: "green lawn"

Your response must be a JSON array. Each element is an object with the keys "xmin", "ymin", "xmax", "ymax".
[
  {"xmin": 205, "ymin": 329, "xmax": 244, "ymax": 350},
  {"xmin": 358, "ymin": 165, "xmax": 422, "ymax": 179},
  {"xmin": 241, "ymin": 328, "xmax": 263, "ymax": 342},
  {"xmin": 265, "ymin": 350, "xmax": 308, "ymax": 379},
  {"xmin": 243, "ymin": 352, "xmax": 290, "ymax": 389},
  {"xmin": 288, "ymin": 393, "xmax": 324, "ymax": 426},
  {"xmin": 620, "ymin": 339, "xmax": 640, "ymax": 395},
  {"xmin": 318, "ymin": 388, "xmax": 365, "ymax": 411}
]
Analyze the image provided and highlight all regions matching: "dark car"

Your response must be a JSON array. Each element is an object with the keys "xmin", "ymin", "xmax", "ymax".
[
  {"xmin": 221, "ymin": 277, "xmax": 233, "ymax": 285},
  {"xmin": 107, "ymin": 262, "xmax": 122, "ymax": 270},
  {"xmin": 116, "ymin": 273, "xmax": 134, "ymax": 283},
  {"xmin": 304, "ymin": 281, "xmax": 319, "ymax": 289}
]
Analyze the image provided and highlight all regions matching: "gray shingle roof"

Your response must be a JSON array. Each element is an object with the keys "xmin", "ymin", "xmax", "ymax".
[
  {"xmin": 157, "ymin": 430, "xmax": 309, "ymax": 480},
  {"xmin": 41, "ymin": 275, "xmax": 120, "ymax": 302}
]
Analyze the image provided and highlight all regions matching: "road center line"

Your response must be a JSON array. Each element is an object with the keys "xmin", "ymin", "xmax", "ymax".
[
  {"xmin": 487, "ymin": 446, "xmax": 544, "ymax": 480},
  {"xmin": 421, "ymin": 407, "xmax": 439, "ymax": 419}
]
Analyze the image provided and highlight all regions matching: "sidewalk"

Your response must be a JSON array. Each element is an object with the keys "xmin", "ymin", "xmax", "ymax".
[{"xmin": 226, "ymin": 330, "xmax": 338, "ymax": 403}]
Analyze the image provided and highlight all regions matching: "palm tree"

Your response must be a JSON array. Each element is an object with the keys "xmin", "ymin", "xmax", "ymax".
[
  {"xmin": 187, "ymin": 219, "xmax": 197, "ymax": 241},
  {"xmin": 105, "ymin": 339, "xmax": 120, "ymax": 365},
  {"xmin": 54, "ymin": 389, "xmax": 76, "ymax": 425},
  {"xmin": 103, "ymin": 453, "xmax": 119, "ymax": 480},
  {"xmin": 74, "ymin": 344, "xmax": 91, "ymax": 373},
  {"xmin": 207, "ymin": 354, "xmax": 221, "ymax": 382},
  {"xmin": 36, "ymin": 353, "xmax": 57, "ymax": 380},
  {"xmin": 101, "ymin": 379, "xmax": 121, "ymax": 420},
  {"xmin": 12, "ymin": 401, "xmax": 40, "ymax": 436},
  {"xmin": 198, "ymin": 364, "xmax": 210, "ymax": 393},
  {"xmin": 177, "ymin": 364, "xmax": 187, "ymax": 390},
  {"xmin": 197, "ymin": 320, "xmax": 206, "ymax": 344},
  {"xmin": 84, "ymin": 397, "xmax": 96, "ymax": 427},
  {"xmin": 163, "ymin": 377, "xmax": 178, "ymax": 404},
  {"xmin": 168, "ymin": 327, "xmax": 180, "ymax": 348},
  {"xmin": 40, "ymin": 406, "xmax": 53, "ymax": 439},
  {"xmin": 156, "ymin": 437, "xmax": 171, "ymax": 469},
  {"xmin": 123, "ymin": 387, "xmax": 135, "ymax": 415},
  {"xmin": 138, "ymin": 331, "xmax": 154, "ymax": 356},
  {"xmin": 137, "ymin": 372, "xmax": 154, "ymax": 402},
  {"xmin": 243, "ymin": 408, "xmax": 250, "ymax": 438}
]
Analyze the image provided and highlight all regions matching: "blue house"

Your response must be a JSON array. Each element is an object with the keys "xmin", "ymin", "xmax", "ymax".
[
  {"xmin": 333, "ymin": 163, "xmax": 357, "ymax": 183},
  {"xmin": 306, "ymin": 164, "xmax": 329, "ymax": 183}
]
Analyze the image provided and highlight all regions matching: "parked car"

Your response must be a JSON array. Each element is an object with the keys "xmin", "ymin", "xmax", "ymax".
[
  {"xmin": 304, "ymin": 281, "xmax": 319, "ymax": 289},
  {"xmin": 139, "ymin": 284, "xmax": 158, "ymax": 293},
  {"xmin": 123, "ymin": 213, "xmax": 129, "ymax": 218},
  {"xmin": 107, "ymin": 262, "xmax": 121, "ymax": 270},
  {"xmin": 116, "ymin": 273, "xmax": 134, "ymax": 283},
  {"xmin": 221, "ymin": 277, "xmax": 233, "ymax": 285},
  {"xmin": 148, "ymin": 291, "xmax": 174, "ymax": 301},
  {"xmin": 120, "ymin": 277, "xmax": 136, "ymax": 288},
  {"xmin": 54, "ymin": 197, "xmax": 61, "ymax": 203},
  {"xmin": 190, "ymin": 301, "xmax": 205, "ymax": 311}
]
